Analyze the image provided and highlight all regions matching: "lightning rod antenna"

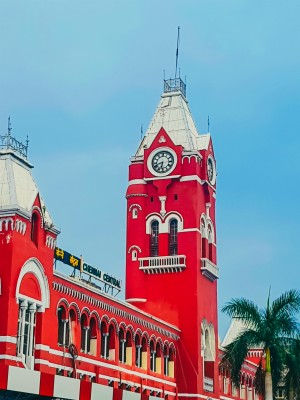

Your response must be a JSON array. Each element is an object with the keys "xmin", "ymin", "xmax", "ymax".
[{"xmin": 175, "ymin": 26, "xmax": 180, "ymax": 80}]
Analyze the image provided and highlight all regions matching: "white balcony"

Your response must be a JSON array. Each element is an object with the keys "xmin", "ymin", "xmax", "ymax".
[
  {"xmin": 201, "ymin": 258, "xmax": 219, "ymax": 281},
  {"xmin": 139, "ymin": 255, "xmax": 186, "ymax": 274},
  {"xmin": 204, "ymin": 376, "xmax": 214, "ymax": 392}
]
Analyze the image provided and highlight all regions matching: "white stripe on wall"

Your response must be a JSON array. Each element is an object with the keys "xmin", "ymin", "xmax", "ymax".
[
  {"xmin": 7, "ymin": 366, "xmax": 40, "ymax": 395},
  {"xmin": 91, "ymin": 383, "xmax": 113, "ymax": 400},
  {"xmin": 53, "ymin": 375, "xmax": 80, "ymax": 400},
  {"xmin": 122, "ymin": 390, "xmax": 141, "ymax": 400}
]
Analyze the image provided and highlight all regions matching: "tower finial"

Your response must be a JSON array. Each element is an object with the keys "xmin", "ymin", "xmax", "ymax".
[
  {"xmin": 8, "ymin": 116, "xmax": 12, "ymax": 136},
  {"xmin": 140, "ymin": 124, "xmax": 143, "ymax": 140},
  {"xmin": 208, "ymin": 115, "xmax": 210, "ymax": 132},
  {"xmin": 175, "ymin": 26, "xmax": 180, "ymax": 80}
]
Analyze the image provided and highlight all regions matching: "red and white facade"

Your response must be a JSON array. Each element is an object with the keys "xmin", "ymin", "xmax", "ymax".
[{"xmin": 0, "ymin": 79, "xmax": 260, "ymax": 400}]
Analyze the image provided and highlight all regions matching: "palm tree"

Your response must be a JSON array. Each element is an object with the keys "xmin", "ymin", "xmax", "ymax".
[
  {"xmin": 221, "ymin": 289, "xmax": 300, "ymax": 400},
  {"xmin": 284, "ymin": 337, "xmax": 300, "ymax": 400}
]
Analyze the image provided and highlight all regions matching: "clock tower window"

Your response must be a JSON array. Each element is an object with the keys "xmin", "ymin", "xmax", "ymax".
[
  {"xmin": 150, "ymin": 221, "xmax": 159, "ymax": 257},
  {"xmin": 169, "ymin": 219, "xmax": 178, "ymax": 255},
  {"xmin": 31, "ymin": 212, "xmax": 39, "ymax": 246}
]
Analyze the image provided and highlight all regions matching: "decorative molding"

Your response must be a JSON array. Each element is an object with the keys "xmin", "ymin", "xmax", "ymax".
[
  {"xmin": 182, "ymin": 154, "xmax": 201, "ymax": 164},
  {"xmin": 32, "ymin": 206, "xmax": 44, "ymax": 228},
  {"xmin": 52, "ymin": 280, "xmax": 179, "ymax": 340},
  {"xmin": 128, "ymin": 245, "xmax": 142, "ymax": 254},
  {"xmin": 15, "ymin": 219, "xmax": 26, "ymax": 235},
  {"xmin": 128, "ymin": 204, "xmax": 142, "ymax": 212},
  {"xmin": 145, "ymin": 212, "xmax": 183, "ymax": 234},
  {"xmin": 45, "ymin": 235, "xmax": 56, "ymax": 249},
  {"xmin": 53, "ymin": 271, "xmax": 180, "ymax": 333},
  {"xmin": 0, "ymin": 217, "xmax": 14, "ymax": 231},
  {"xmin": 16, "ymin": 258, "xmax": 50, "ymax": 310},
  {"xmin": 180, "ymin": 175, "xmax": 205, "ymax": 185},
  {"xmin": 126, "ymin": 194, "xmax": 148, "ymax": 199}
]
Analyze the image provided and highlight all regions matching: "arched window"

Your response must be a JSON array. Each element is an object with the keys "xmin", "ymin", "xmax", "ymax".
[
  {"xmin": 125, "ymin": 331, "xmax": 133, "ymax": 365},
  {"xmin": 141, "ymin": 336, "xmax": 147, "ymax": 370},
  {"xmin": 135, "ymin": 335, "xmax": 142, "ymax": 368},
  {"xmin": 119, "ymin": 328, "xmax": 126, "ymax": 363},
  {"xmin": 57, "ymin": 306, "xmax": 69, "ymax": 347},
  {"xmin": 132, "ymin": 250, "xmax": 137, "ymax": 261},
  {"xmin": 169, "ymin": 347, "xmax": 175, "ymax": 378},
  {"xmin": 169, "ymin": 219, "xmax": 178, "ymax": 255},
  {"xmin": 17, "ymin": 300, "xmax": 38, "ymax": 369},
  {"xmin": 68, "ymin": 309, "xmax": 77, "ymax": 346},
  {"xmin": 163, "ymin": 345, "xmax": 169, "ymax": 376},
  {"xmin": 108, "ymin": 324, "xmax": 115, "ymax": 360},
  {"xmin": 80, "ymin": 314, "xmax": 89, "ymax": 353},
  {"xmin": 155, "ymin": 342, "xmax": 162, "ymax": 373},
  {"xmin": 150, "ymin": 340, "xmax": 156, "ymax": 372},
  {"xmin": 201, "ymin": 218, "xmax": 206, "ymax": 259},
  {"xmin": 31, "ymin": 212, "xmax": 39, "ymax": 246},
  {"xmin": 100, "ymin": 321, "xmax": 109, "ymax": 358},
  {"xmin": 150, "ymin": 221, "xmax": 159, "ymax": 257},
  {"xmin": 89, "ymin": 317, "xmax": 97, "ymax": 356},
  {"xmin": 208, "ymin": 226, "xmax": 213, "ymax": 261},
  {"xmin": 132, "ymin": 208, "xmax": 138, "ymax": 219}
]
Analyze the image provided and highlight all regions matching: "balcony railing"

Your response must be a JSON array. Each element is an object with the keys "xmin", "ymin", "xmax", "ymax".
[
  {"xmin": 201, "ymin": 258, "xmax": 219, "ymax": 281},
  {"xmin": 164, "ymin": 78, "xmax": 186, "ymax": 97},
  {"xmin": 204, "ymin": 376, "xmax": 214, "ymax": 392},
  {"xmin": 139, "ymin": 255, "xmax": 186, "ymax": 274}
]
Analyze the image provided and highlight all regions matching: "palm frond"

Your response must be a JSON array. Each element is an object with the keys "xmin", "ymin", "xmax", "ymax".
[
  {"xmin": 222, "ymin": 298, "xmax": 261, "ymax": 329},
  {"xmin": 271, "ymin": 289, "xmax": 300, "ymax": 318}
]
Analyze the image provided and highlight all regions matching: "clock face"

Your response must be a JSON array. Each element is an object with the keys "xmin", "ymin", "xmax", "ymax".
[
  {"xmin": 152, "ymin": 150, "xmax": 174, "ymax": 174},
  {"xmin": 148, "ymin": 147, "xmax": 177, "ymax": 177},
  {"xmin": 207, "ymin": 156, "xmax": 216, "ymax": 185}
]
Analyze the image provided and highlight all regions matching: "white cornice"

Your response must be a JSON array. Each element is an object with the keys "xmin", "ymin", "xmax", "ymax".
[
  {"xmin": 144, "ymin": 175, "xmax": 181, "ymax": 181},
  {"xmin": 180, "ymin": 175, "xmax": 204, "ymax": 185}
]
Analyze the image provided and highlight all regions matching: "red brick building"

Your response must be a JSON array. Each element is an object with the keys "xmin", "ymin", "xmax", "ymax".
[{"xmin": 0, "ymin": 79, "xmax": 259, "ymax": 400}]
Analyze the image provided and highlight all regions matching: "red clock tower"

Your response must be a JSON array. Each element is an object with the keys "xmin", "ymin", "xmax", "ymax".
[{"xmin": 125, "ymin": 78, "xmax": 219, "ymax": 398}]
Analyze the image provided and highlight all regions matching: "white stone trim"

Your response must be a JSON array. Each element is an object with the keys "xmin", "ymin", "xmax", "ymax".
[
  {"xmin": 128, "ymin": 179, "xmax": 146, "ymax": 186},
  {"xmin": 144, "ymin": 174, "xmax": 181, "ymax": 181},
  {"xmin": 0, "ymin": 217, "xmax": 14, "ymax": 231},
  {"xmin": 31, "ymin": 206, "xmax": 44, "ymax": 228},
  {"xmin": 182, "ymin": 154, "xmax": 202, "ymax": 164},
  {"xmin": 0, "ymin": 354, "xmax": 21, "ymax": 362},
  {"xmin": 0, "ymin": 336, "xmax": 17, "ymax": 344},
  {"xmin": 128, "ymin": 204, "xmax": 142, "ymax": 211},
  {"xmin": 16, "ymin": 258, "xmax": 50, "ymax": 310},
  {"xmin": 178, "ymin": 394, "xmax": 218, "ymax": 399},
  {"xmin": 128, "ymin": 245, "xmax": 142, "ymax": 254},
  {"xmin": 145, "ymin": 212, "xmax": 183, "ymax": 234},
  {"xmin": 34, "ymin": 348, "xmax": 177, "ymax": 387},
  {"xmin": 182, "ymin": 228, "xmax": 201, "ymax": 233},
  {"xmin": 46, "ymin": 235, "xmax": 56, "ymax": 249},
  {"xmin": 126, "ymin": 298, "xmax": 147, "ymax": 303},
  {"xmin": 180, "ymin": 175, "xmax": 205, "ymax": 185},
  {"xmin": 15, "ymin": 219, "xmax": 26, "ymax": 235}
]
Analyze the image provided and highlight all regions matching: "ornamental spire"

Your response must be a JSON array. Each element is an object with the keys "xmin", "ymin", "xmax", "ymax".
[{"xmin": 0, "ymin": 117, "xmax": 29, "ymax": 159}]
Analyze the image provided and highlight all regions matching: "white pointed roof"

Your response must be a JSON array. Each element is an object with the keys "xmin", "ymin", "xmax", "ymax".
[
  {"xmin": 221, "ymin": 319, "xmax": 247, "ymax": 347},
  {"xmin": 0, "ymin": 149, "xmax": 54, "ymax": 226},
  {"xmin": 136, "ymin": 90, "xmax": 211, "ymax": 156}
]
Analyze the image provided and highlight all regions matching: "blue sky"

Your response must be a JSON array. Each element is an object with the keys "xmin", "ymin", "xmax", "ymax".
[{"xmin": 1, "ymin": 1, "xmax": 300, "ymax": 337}]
